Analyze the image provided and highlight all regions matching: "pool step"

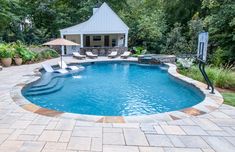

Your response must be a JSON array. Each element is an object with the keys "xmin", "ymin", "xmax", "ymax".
[
  {"xmin": 25, "ymin": 78, "xmax": 65, "ymax": 96},
  {"xmin": 32, "ymin": 73, "xmax": 55, "ymax": 88},
  {"xmin": 27, "ymin": 78, "xmax": 59, "ymax": 92}
]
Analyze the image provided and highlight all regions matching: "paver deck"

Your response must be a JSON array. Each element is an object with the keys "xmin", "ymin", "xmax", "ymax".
[{"xmin": 0, "ymin": 57, "xmax": 235, "ymax": 152}]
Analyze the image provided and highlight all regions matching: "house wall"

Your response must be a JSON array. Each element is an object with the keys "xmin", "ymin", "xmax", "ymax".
[
  {"xmin": 64, "ymin": 35, "xmax": 81, "ymax": 55},
  {"xmin": 117, "ymin": 34, "xmax": 125, "ymax": 47},
  {"xmin": 89, "ymin": 35, "xmax": 105, "ymax": 47},
  {"xmin": 85, "ymin": 34, "xmax": 125, "ymax": 47},
  {"xmin": 63, "ymin": 34, "xmax": 125, "ymax": 54},
  {"xmin": 109, "ymin": 35, "xmax": 118, "ymax": 47},
  {"xmin": 65, "ymin": 35, "xmax": 80, "ymax": 44}
]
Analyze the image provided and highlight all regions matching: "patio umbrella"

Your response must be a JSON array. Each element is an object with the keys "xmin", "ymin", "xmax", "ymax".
[{"xmin": 43, "ymin": 38, "xmax": 80, "ymax": 68}]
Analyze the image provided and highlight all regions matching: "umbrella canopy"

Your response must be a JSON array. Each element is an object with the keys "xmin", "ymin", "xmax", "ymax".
[
  {"xmin": 42, "ymin": 38, "xmax": 80, "ymax": 69},
  {"xmin": 43, "ymin": 38, "xmax": 80, "ymax": 46}
]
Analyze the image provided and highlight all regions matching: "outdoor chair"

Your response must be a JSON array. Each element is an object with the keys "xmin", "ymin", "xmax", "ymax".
[
  {"xmin": 58, "ymin": 60, "xmax": 84, "ymax": 71},
  {"xmin": 42, "ymin": 64, "xmax": 68, "ymax": 74},
  {"xmin": 108, "ymin": 51, "xmax": 118, "ymax": 58},
  {"xmin": 121, "ymin": 51, "xmax": 131, "ymax": 59},
  {"xmin": 73, "ymin": 52, "xmax": 86, "ymax": 59},
  {"xmin": 86, "ymin": 51, "xmax": 98, "ymax": 58}
]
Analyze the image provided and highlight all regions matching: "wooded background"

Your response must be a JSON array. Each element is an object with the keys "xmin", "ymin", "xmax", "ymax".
[{"xmin": 0, "ymin": 0, "xmax": 234, "ymax": 65}]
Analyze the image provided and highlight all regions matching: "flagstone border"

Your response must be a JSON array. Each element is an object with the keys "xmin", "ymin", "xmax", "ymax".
[{"xmin": 10, "ymin": 60, "xmax": 224, "ymax": 123}]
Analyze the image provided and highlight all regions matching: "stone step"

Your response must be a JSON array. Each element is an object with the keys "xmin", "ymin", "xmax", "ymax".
[
  {"xmin": 27, "ymin": 78, "xmax": 59, "ymax": 92},
  {"xmin": 25, "ymin": 78, "xmax": 65, "ymax": 96}
]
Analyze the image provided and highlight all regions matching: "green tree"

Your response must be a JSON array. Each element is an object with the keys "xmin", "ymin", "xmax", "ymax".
[
  {"xmin": 121, "ymin": 0, "xmax": 167, "ymax": 52},
  {"xmin": 0, "ymin": 0, "xmax": 17, "ymax": 31},
  {"xmin": 162, "ymin": 0, "xmax": 201, "ymax": 27},
  {"xmin": 202, "ymin": 0, "xmax": 235, "ymax": 65},
  {"xmin": 187, "ymin": 13, "xmax": 204, "ymax": 54},
  {"xmin": 163, "ymin": 23, "xmax": 189, "ymax": 55}
]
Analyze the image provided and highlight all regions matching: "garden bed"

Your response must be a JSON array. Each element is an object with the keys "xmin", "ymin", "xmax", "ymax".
[
  {"xmin": 0, "ymin": 41, "xmax": 59, "ymax": 67},
  {"xmin": 177, "ymin": 64, "xmax": 235, "ymax": 107}
]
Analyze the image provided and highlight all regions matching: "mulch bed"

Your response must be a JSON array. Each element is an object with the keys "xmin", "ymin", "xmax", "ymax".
[{"xmin": 216, "ymin": 87, "xmax": 235, "ymax": 93}]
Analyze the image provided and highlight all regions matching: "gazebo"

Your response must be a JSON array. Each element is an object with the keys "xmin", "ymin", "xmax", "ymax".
[{"xmin": 60, "ymin": 2, "xmax": 129, "ymax": 56}]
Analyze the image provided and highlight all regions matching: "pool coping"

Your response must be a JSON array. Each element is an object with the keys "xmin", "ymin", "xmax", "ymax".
[{"xmin": 10, "ymin": 59, "xmax": 224, "ymax": 123}]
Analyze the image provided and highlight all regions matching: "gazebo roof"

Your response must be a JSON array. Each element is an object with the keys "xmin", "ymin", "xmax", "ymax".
[{"xmin": 60, "ymin": 2, "xmax": 129, "ymax": 35}]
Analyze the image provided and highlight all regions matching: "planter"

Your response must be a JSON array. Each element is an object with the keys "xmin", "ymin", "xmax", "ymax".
[
  {"xmin": 1, "ymin": 58, "xmax": 12, "ymax": 67},
  {"xmin": 14, "ymin": 58, "xmax": 23, "ymax": 65}
]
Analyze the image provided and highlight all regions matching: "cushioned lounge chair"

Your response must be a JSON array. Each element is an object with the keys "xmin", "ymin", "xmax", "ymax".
[
  {"xmin": 58, "ymin": 60, "xmax": 84, "ymax": 71},
  {"xmin": 42, "ymin": 64, "xmax": 68, "ymax": 74},
  {"xmin": 86, "ymin": 51, "xmax": 98, "ymax": 58},
  {"xmin": 108, "ymin": 51, "xmax": 118, "ymax": 58},
  {"xmin": 73, "ymin": 52, "xmax": 86, "ymax": 59},
  {"xmin": 121, "ymin": 51, "xmax": 131, "ymax": 59}
]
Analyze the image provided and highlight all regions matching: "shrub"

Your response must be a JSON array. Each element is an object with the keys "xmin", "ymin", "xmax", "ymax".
[
  {"xmin": 13, "ymin": 41, "xmax": 25, "ymax": 58},
  {"xmin": 162, "ymin": 23, "xmax": 189, "ymax": 55},
  {"xmin": 17, "ymin": 47, "xmax": 37, "ymax": 63},
  {"xmin": 178, "ymin": 65, "xmax": 235, "ymax": 89},
  {"xmin": 0, "ymin": 43, "xmax": 14, "ymax": 58},
  {"xmin": 0, "ymin": 42, "xmax": 59, "ymax": 65},
  {"xmin": 131, "ymin": 46, "xmax": 147, "ymax": 57},
  {"xmin": 34, "ymin": 52, "xmax": 43, "ymax": 62},
  {"xmin": 215, "ymin": 68, "xmax": 235, "ymax": 88},
  {"xmin": 177, "ymin": 58, "xmax": 195, "ymax": 68},
  {"xmin": 9, "ymin": 41, "xmax": 37, "ymax": 63},
  {"xmin": 211, "ymin": 47, "xmax": 225, "ymax": 67},
  {"xmin": 40, "ymin": 49, "xmax": 59, "ymax": 59}
]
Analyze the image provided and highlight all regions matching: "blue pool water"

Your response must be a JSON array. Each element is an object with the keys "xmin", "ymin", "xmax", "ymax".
[{"xmin": 22, "ymin": 62, "xmax": 204, "ymax": 116}]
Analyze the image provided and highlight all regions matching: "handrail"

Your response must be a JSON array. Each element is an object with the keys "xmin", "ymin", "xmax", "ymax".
[{"xmin": 199, "ymin": 61, "xmax": 214, "ymax": 94}]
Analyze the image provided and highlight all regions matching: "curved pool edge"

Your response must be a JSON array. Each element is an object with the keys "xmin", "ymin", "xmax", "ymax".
[{"xmin": 10, "ymin": 60, "xmax": 224, "ymax": 123}]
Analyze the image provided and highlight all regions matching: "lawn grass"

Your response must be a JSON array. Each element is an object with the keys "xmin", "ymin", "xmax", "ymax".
[{"xmin": 222, "ymin": 92, "xmax": 235, "ymax": 107}]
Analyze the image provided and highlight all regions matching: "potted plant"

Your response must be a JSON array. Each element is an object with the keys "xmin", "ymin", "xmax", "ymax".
[
  {"xmin": 14, "ymin": 54, "xmax": 23, "ymax": 65},
  {"xmin": 14, "ymin": 48, "xmax": 23, "ymax": 65},
  {"xmin": 0, "ymin": 44, "xmax": 14, "ymax": 67}
]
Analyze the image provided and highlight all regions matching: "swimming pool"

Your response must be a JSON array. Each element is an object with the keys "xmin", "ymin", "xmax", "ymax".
[{"xmin": 22, "ymin": 62, "xmax": 204, "ymax": 116}]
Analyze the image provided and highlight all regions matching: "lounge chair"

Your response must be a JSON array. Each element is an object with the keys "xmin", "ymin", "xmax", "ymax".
[
  {"xmin": 86, "ymin": 51, "xmax": 98, "ymax": 58},
  {"xmin": 73, "ymin": 52, "xmax": 86, "ymax": 59},
  {"xmin": 121, "ymin": 51, "xmax": 131, "ymax": 59},
  {"xmin": 42, "ymin": 64, "xmax": 68, "ymax": 74},
  {"xmin": 58, "ymin": 60, "xmax": 84, "ymax": 71},
  {"xmin": 108, "ymin": 51, "xmax": 118, "ymax": 58}
]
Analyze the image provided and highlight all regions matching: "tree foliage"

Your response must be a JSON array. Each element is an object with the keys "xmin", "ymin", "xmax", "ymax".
[
  {"xmin": 202, "ymin": 0, "xmax": 235, "ymax": 65},
  {"xmin": 163, "ymin": 23, "xmax": 188, "ymax": 55},
  {"xmin": 120, "ymin": 0, "xmax": 167, "ymax": 53}
]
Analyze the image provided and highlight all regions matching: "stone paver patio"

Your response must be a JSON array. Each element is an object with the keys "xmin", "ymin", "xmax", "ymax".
[{"xmin": 0, "ymin": 57, "xmax": 235, "ymax": 152}]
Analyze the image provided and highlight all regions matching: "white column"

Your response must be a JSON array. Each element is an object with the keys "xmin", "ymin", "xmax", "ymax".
[
  {"xmin": 124, "ymin": 32, "xmax": 128, "ymax": 47},
  {"xmin": 60, "ymin": 33, "xmax": 65, "ymax": 55},
  {"xmin": 80, "ymin": 34, "xmax": 84, "ymax": 48}
]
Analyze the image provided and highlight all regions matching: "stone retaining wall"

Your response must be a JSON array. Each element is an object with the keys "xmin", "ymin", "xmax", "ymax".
[{"xmin": 138, "ymin": 54, "xmax": 176, "ymax": 64}]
